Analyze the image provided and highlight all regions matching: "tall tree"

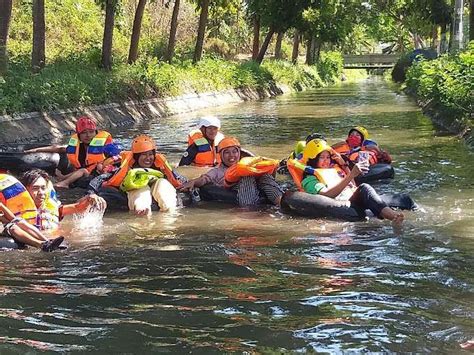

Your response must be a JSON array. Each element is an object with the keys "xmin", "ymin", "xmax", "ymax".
[
  {"xmin": 0, "ymin": 0, "xmax": 12, "ymax": 75},
  {"xmin": 100, "ymin": 0, "xmax": 118, "ymax": 70},
  {"xmin": 274, "ymin": 31, "xmax": 284, "ymax": 59},
  {"xmin": 128, "ymin": 0, "xmax": 147, "ymax": 64},
  {"xmin": 451, "ymin": 0, "xmax": 464, "ymax": 50},
  {"xmin": 165, "ymin": 0, "xmax": 180, "ymax": 63},
  {"xmin": 32, "ymin": 0, "xmax": 45, "ymax": 72},
  {"xmin": 251, "ymin": 14, "xmax": 260, "ymax": 60},
  {"xmin": 255, "ymin": 27, "xmax": 275, "ymax": 63},
  {"xmin": 193, "ymin": 0, "xmax": 210, "ymax": 63},
  {"xmin": 470, "ymin": 0, "xmax": 474, "ymax": 41},
  {"xmin": 291, "ymin": 30, "xmax": 299, "ymax": 64}
]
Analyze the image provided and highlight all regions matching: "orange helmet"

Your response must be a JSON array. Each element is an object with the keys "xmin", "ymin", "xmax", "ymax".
[
  {"xmin": 75, "ymin": 116, "xmax": 97, "ymax": 134},
  {"xmin": 131, "ymin": 135, "xmax": 156, "ymax": 154},
  {"xmin": 218, "ymin": 137, "xmax": 240, "ymax": 153}
]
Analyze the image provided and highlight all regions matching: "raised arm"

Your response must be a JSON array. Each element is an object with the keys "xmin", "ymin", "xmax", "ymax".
[{"xmin": 24, "ymin": 145, "xmax": 67, "ymax": 154}]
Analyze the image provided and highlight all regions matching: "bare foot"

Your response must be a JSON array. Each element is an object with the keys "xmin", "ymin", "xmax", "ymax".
[
  {"xmin": 460, "ymin": 340, "xmax": 474, "ymax": 350},
  {"xmin": 55, "ymin": 181, "xmax": 70, "ymax": 189},
  {"xmin": 392, "ymin": 212, "xmax": 404, "ymax": 224}
]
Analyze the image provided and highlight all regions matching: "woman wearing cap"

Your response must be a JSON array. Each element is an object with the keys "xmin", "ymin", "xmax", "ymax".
[
  {"xmin": 179, "ymin": 137, "xmax": 283, "ymax": 207},
  {"xmin": 25, "ymin": 116, "xmax": 120, "ymax": 188},
  {"xmin": 332, "ymin": 126, "xmax": 392, "ymax": 165},
  {"xmin": 179, "ymin": 116, "xmax": 225, "ymax": 167},
  {"xmin": 100, "ymin": 135, "xmax": 181, "ymax": 216},
  {"xmin": 288, "ymin": 139, "xmax": 404, "ymax": 223}
]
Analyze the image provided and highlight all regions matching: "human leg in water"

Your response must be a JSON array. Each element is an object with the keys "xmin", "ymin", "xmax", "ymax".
[
  {"xmin": 151, "ymin": 178, "xmax": 177, "ymax": 212},
  {"xmin": 127, "ymin": 186, "xmax": 153, "ymax": 216},
  {"xmin": 256, "ymin": 174, "xmax": 283, "ymax": 206},
  {"xmin": 5, "ymin": 223, "xmax": 64, "ymax": 251},
  {"xmin": 234, "ymin": 176, "xmax": 260, "ymax": 207},
  {"xmin": 350, "ymin": 183, "xmax": 404, "ymax": 223}
]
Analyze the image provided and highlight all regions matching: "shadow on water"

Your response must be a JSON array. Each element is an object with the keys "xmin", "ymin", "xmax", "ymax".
[{"xmin": 0, "ymin": 78, "xmax": 473, "ymax": 352}]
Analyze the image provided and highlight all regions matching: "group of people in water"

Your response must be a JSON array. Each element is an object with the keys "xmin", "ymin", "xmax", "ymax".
[{"xmin": 0, "ymin": 114, "xmax": 408, "ymax": 251}]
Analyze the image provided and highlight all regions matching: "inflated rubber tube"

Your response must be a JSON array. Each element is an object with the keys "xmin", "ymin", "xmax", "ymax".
[
  {"xmin": 199, "ymin": 184, "xmax": 237, "ymax": 204},
  {"xmin": 96, "ymin": 187, "xmax": 192, "ymax": 211},
  {"xmin": 281, "ymin": 191, "xmax": 364, "ymax": 221},
  {"xmin": 0, "ymin": 151, "xmax": 69, "ymax": 175},
  {"xmin": 281, "ymin": 191, "xmax": 417, "ymax": 221},
  {"xmin": 355, "ymin": 163, "xmax": 394, "ymax": 184},
  {"xmin": 0, "ymin": 237, "xmax": 25, "ymax": 250}
]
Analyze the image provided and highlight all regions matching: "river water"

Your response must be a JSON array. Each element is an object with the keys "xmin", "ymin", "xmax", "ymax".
[{"xmin": 0, "ymin": 78, "xmax": 473, "ymax": 352}]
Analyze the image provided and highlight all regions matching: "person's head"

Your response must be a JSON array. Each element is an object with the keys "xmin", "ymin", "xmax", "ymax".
[
  {"xmin": 131, "ymin": 135, "xmax": 157, "ymax": 168},
  {"xmin": 20, "ymin": 169, "xmax": 51, "ymax": 208},
  {"xmin": 199, "ymin": 116, "xmax": 221, "ymax": 141},
  {"xmin": 303, "ymin": 139, "xmax": 332, "ymax": 169},
  {"xmin": 217, "ymin": 137, "xmax": 241, "ymax": 167},
  {"xmin": 305, "ymin": 132, "xmax": 326, "ymax": 144},
  {"xmin": 347, "ymin": 126, "xmax": 369, "ymax": 148},
  {"xmin": 75, "ymin": 116, "xmax": 97, "ymax": 145}
]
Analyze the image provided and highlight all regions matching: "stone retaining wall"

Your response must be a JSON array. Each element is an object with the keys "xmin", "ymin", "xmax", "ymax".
[{"xmin": 0, "ymin": 84, "xmax": 290, "ymax": 145}]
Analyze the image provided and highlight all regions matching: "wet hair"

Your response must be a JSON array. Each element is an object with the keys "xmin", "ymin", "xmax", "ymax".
[
  {"xmin": 20, "ymin": 169, "xmax": 51, "ymax": 187},
  {"xmin": 305, "ymin": 133, "xmax": 326, "ymax": 143}
]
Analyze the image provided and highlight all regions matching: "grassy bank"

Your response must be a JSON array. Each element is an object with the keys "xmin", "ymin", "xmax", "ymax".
[
  {"xmin": 404, "ymin": 43, "xmax": 473, "ymax": 138},
  {"xmin": 0, "ymin": 52, "xmax": 343, "ymax": 115}
]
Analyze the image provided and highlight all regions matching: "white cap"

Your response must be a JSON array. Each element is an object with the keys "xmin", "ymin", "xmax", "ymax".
[{"xmin": 198, "ymin": 116, "xmax": 221, "ymax": 129}]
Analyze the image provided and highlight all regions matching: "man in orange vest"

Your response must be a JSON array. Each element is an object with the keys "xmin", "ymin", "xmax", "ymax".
[
  {"xmin": 25, "ymin": 116, "xmax": 120, "ymax": 189},
  {"xmin": 179, "ymin": 116, "xmax": 225, "ymax": 167}
]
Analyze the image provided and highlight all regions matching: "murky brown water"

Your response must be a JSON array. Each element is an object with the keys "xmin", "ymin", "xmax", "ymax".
[{"xmin": 1, "ymin": 78, "xmax": 473, "ymax": 352}]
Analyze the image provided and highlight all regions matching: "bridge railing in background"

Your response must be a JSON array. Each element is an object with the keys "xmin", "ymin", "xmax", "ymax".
[{"xmin": 343, "ymin": 54, "xmax": 400, "ymax": 69}]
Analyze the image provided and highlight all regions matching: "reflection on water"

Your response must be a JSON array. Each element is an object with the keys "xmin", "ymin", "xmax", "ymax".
[{"xmin": 1, "ymin": 78, "xmax": 473, "ymax": 352}]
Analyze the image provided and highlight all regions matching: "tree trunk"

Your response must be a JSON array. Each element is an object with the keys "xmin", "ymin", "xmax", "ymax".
[
  {"xmin": 274, "ymin": 31, "xmax": 284, "ymax": 59},
  {"xmin": 291, "ymin": 30, "xmax": 299, "ymax": 64},
  {"xmin": 128, "ymin": 0, "xmax": 147, "ymax": 64},
  {"xmin": 0, "ymin": 0, "xmax": 13, "ymax": 75},
  {"xmin": 255, "ymin": 27, "xmax": 275, "ymax": 64},
  {"xmin": 314, "ymin": 38, "xmax": 322, "ymax": 63},
  {"xmin": 101, "ymin": 0, "xmax": 116, "ymax": 70},
  {"xmin": 440, "ymin": 23, "xmax": 448, "ymax": 53},
  {"xmin": 193, "ymin": 0, "xmax": 210, "ymax": 64},
  {"xmin": 431, "ymin": 25, "xmax": 439, "ymax": 53},
  {"xmin": 251, "ymin": 14, "xmax": 260, "ymax": 60},
  {"xmin": 451, "ymin": 0, "xmax": 464, "ymax": 51},
  {"xmin": 305, "ymin": 37, "xmax": 315, "ymax": 65},
  {"xmin": 470, "ymin": 0, "xmax": 474, "ymax": 41},
  {"xmin": 165, "ymin": 0, "xmax": 180, "ymax": 63},
  {"xmin": 32, "ymin": 0, "xmax": 45, "ymax": 72}
]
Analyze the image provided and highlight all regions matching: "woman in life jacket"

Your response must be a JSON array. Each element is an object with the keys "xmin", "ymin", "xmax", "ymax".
[
  {"xmin": 24, "ymin": 116, "xmax": 121, "ymax": 189},
  {"xmin": 332, "ymin": 126, "xmax": 392, "ymax": 165},
  {"xmin": 0, "ymin": 174, "xmax": 64, "ymax": 251},
  {"xmin": 101, "ymin": 135, "xmax": 182, "ymax": 216},
  {"xmin": 19, "ymin": 169, "xmax": 106, "ymax": 232},
  {"xmin": 179, "ymin": 116, "xmax": 225, "ymax": 167},
  {"xmin": 293, "ymin": 139, "xmax": 404, "ymax": 223},
  {"xmin": 179, "ymin": 137, "xmax": 283, "ymax": 207}
]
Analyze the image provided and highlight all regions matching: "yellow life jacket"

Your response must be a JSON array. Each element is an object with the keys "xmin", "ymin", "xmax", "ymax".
[
  {"xmin": 0, "ymin": 174, "xmax": 37, "ymax": 225},
  {"xmin": 36, "ymin": 181, "xmax": 61, "ymax": 231},
  {"xmin": 287, "ymin": 159, "xmax": 354, "ymax": 199},
  {"xmin": 187, "ymin": 129, "xmax": 224, "ymax": 167},
  {"xmin": 120, "ymin": 168, "xmax": 165, "ymax": 192},
  {"xmin": 103, "ymin": 151, "xmax": 181, "ymax": 189},
  {"xmin": 66, "ymin": 130, "xmax": 112, "ymax": 172},
  {"xmin": 224, "ymin": 156, "xmax": 279, "ymax": 187}
]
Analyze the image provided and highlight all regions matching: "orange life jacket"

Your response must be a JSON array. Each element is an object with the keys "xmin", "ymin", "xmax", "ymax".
[
  {"xmin": 0, "ymin": 174, "xmax": 37, "ymax": 225},
  {"xmin": 103, "ymin": 151, "xmax": 181, "ymax": 189},
  {"xmin": 224, "ymin": 157, "xmax": 279, "ymax": 188},
  {"xmin": 332, "ymin": 141, "xmax": 378, "ymax": 165},
  {"xmin": 187, "ymin": 129, "xmax": 224, "ymax": 167},
  {"xmin": 66, "ymin": 131, "xmax": 113, "ymax": 172}
]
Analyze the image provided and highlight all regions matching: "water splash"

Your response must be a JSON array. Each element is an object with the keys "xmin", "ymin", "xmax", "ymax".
[{"xmin": 72, "ymin": 208, "xmax": 105, "ymax": 233}]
